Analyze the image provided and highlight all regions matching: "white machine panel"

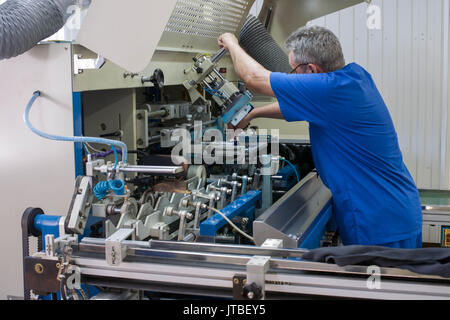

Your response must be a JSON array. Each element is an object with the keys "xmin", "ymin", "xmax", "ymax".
[
  {"xmin": 0, "ymin": 43, "xmax": 75, "ymax": 299},
  {"xmin": 76, "ymin": 0, "xmax": 178, "ymax": 73}
]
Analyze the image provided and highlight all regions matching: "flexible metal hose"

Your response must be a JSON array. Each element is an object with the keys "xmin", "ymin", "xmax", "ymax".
[
  {"xmin": 239, "ymin": 15, "xmax": 291, "ymax": 73},
  {"xmin": 0, "ymin": 0, "xmax": 80, "ymax": 60}
]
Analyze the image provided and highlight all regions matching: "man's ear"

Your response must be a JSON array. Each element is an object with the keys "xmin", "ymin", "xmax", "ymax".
[
  {"xmin": 311, "ymin": 64, "xmax": 326, "ymax": 74},
  {"xmin": 308, "ymin": 64, "xmax": 320, "ymax": 74}
]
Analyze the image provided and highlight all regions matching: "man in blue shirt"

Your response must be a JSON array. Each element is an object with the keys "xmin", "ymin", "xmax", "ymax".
[{"xmin": 218, "ymin": 25, "xmax": 422, "ymax": 248}]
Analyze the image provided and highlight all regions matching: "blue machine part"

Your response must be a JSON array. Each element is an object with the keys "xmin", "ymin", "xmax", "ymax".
[
  {"xmin": 273, "ymin": 163, "xmax": 301, "ymax": 190},
  {"xmin": 298, "ymin": 200, "xmax": 334, "ymax": 250},
  {"xmin": 200, "ymin": 190, "xmax": 262, "ymax": 237},
  {"xmin": 32, "ymin": 213, "xmax": 100, "ymax": 300},
  {"xmin": 221, "ymin": 91, "xmax": 252, "ymax": 124},
  {"xmin": 73, "ymin": 92, "xmax": 84, "ymax": 178},
  {"xmin": 34, "ymin": 214, "xmax": 61, "ymax": 246}
]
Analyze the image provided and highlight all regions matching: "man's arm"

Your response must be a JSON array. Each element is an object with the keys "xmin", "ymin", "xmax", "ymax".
[
  {"xmin": 218, "ymin": 33, "xmax": 274, "ymax": 97},
  {"xmin": 233, "ymin": 102, "xmax": 284, "ymax": 129}
]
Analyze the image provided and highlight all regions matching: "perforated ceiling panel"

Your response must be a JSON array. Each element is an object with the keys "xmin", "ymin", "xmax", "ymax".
[{"xmin": 157, "ymin": 0, "xmax": 255, "ymax": 52}]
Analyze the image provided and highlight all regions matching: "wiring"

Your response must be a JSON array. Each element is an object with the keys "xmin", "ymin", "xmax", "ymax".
[
  {"xmin": 203, "ymin": 87, "xmax": 223, "ymax": 99},
  {"xmin": 281, "ymin": 158, "xmax": 300, "ymax": 183},
  {"xmin": 206, "ymin": 206, "xmax": 254, "ymax": 243},
  {"xmin": 84, "ymin": 141, "xmax": 104, "ymax": 153},
  {"xmin": 24, "ymin": 91, "xmax": 128, "ymax": 163},
  {"xmin": 110, "ymin": 144, "xmax": 118, "ymax": 170}
]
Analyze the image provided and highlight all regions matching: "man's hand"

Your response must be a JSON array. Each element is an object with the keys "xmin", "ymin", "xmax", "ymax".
[
  {"xmin": 218, "ymin": 33, "xmax": 239, "ymax": 51},
  {"xmin": 228, "ymin": 111, "xmax": 254, "ymax": 130}
]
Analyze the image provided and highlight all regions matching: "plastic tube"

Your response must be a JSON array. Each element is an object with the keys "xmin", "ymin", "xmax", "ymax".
[
  {"xmin": 281, "ymin": 158, "xmax": 300, "ymax": 183},
  {"xmin": 24, "ymin": 91, "xmax": 128, "ymax": 163},
  {"xmin": 93, "ymin": 180, "xmax": 125, "ymax": 200}
]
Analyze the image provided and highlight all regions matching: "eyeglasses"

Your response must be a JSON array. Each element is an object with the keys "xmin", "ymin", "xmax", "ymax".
[{"xmin": 289, "ymin": 63, "xmax": 309, "ymax": 74}]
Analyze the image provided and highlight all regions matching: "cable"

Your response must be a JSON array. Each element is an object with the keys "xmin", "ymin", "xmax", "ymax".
[
  {"xmin": 24, "ymin": 91, "xmax": 128, "ymax": 163},
  {"xmin": 83, "ymin": 143, "xmax": 91, "ymax": 155},
  {"xmin": 85, "ymin": 141, "xmax": 104, "ymax": 153},
  {"xmin": 203, "ymin": 87, "xmax": 222, "ymax": 98},
  {"xmin": 281, "ymin": 158, "xmax": 300, "ymax": 183},
  {"xmin": 110, "ymin": 144, "xmax": 118, "ymax": 170},
  {"xmin": 206, "ymin": 206, "xmax": 254, "ymax": 243},
  {"xmin": 77, "ymin": 288, "xmax": 88, "ymax": 300}
]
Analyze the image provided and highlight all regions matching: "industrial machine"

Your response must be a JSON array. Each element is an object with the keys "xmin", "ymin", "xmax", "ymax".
[{"xmin": 3, "ymin": 0, "xmax": 449, "ymax": 300}]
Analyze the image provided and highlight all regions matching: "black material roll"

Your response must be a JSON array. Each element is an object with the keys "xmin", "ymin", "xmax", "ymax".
[{"xmin": 239, "ymin": 15, "xmax": 291, "ymax": 73}]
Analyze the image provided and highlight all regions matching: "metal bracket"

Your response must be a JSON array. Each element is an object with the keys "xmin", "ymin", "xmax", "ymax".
[
  {"xmin": 105, "ymin": 228, "xmax": 134, "ymax": 266},
  {"xmin": 136, "ymin": 109, "xmax": 149, "ymax": 148},
  {"xmin": 246, "ymin": 256, "xmax": 270, "ymax": 300},
  {"xmin": 67, "ymin": 176, "xmax": 94, "ymax": 234},
  {"xmin": 74, "ymin": 54, "xmax": 106, "ymax": 75},
  {"xmin": 232, "ymin": 274, "xmax": 248, "ymax": 300},
  {"xmin": 261, "ymin": 239, "xmax": 284, "ymax": 249}
]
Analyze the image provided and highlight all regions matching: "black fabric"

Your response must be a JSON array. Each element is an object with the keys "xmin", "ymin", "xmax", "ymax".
[{"xmin": 302, "ymin": 245, "xmax": 450, "ymax": 278}]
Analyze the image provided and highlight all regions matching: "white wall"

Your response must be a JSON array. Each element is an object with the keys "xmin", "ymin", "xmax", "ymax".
[
  {"xmin": 308, "ymin": 0, "xmax": 450, "ymax": 190},
  {"xmin": 0, "ymin": 43, "xmax": 75, "ymax": 299}
]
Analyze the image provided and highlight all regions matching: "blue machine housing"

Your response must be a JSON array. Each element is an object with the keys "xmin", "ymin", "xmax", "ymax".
[{"xmin": 200, "ymin": 190, "xmax": 262, "ymax": 237}]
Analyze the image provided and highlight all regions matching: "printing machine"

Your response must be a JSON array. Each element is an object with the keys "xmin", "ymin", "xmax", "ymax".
[{"xmin": 15, "ymin": 0, "xmax": 450, "ymax": 300}]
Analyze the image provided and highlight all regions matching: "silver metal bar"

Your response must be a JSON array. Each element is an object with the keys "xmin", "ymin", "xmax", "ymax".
[
  {"xmin": 213, "ymin": 69, "xmax": 226, "ymax": 82},
  {"xmin": 78, "ymin": 242, "xmax": 251, "ymax": 266},
  {"xmin": 211, "ymin": 48, "xmax": 227, "ymax": 63},
  {"xmin": 147, "ymin": 240, "xmax": 307, "ymax": 258},
  {"xmin": 149, "ymin": 110, "xmax": 167, "ymax": 118},
  {"xmin": 118, "ymin": 165, "xmax": 184, "ymax": 174},
  {"xmin": 77, "ymin": 239, "xmax": 450, "ymax": 282},
  {"xmin": 72, "ymin": 256, "xmax": 450, "ymax": 300}
]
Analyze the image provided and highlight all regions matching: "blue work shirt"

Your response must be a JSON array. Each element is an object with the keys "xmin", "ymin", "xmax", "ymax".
[{"xmin": 270, "ymin": 63, "xmax": 423, "ymax": 245}]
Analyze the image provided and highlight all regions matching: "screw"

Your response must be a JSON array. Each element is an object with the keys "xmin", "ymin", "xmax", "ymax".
[{"xmin": 34, "ymin": 263, "xmax": 44, "ymax": 274}]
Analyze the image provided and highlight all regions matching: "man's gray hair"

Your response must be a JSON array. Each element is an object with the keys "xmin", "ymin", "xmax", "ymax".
[{"xmin": 285, "ymin": 25, "xmax": 346, "ymax": 73}]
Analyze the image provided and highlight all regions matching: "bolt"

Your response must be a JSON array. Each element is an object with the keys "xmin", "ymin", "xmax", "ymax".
[
  {"xmin": 247, "ymin": 291, "xmax": 255, "ymax": 300},
  {"xmin": 137, "ymin": 113, "xmax": 143, "ymax": 120},
  {"xmin": 34, "ymin": 263, "xmax": 44, "ymax": 274}
]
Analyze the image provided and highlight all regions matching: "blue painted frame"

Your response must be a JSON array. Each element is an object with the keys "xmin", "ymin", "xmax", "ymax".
[
  {"xmin": 200, "ymin": 190, "xmax": 262, "ymax": 236},
  {"xmin": 298, "ymin": 201, "xmax": 334, "ymax": 249},
  {"xmin": 73, "ymin": 92, "xmax": 84, "ymax": 177}
]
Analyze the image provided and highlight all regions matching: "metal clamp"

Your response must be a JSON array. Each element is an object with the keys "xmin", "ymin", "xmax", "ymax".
[
  {"xmin": 105, "ymin": 229, "xmax": 134, "ymax": 266},
  {"xmin": 246, "ymin": 256, "xmax": 270, "ymax": 300}
]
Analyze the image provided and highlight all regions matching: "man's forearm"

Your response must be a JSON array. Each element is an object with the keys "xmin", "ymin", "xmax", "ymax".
[
  {"xmin": 250, "ymin": 103, "xmax": 284, "ymax": 121},
  {"xmin": 228, "ymin": 44, "xmax": 265, "ymax": 83},
  {"xmin": 226, "ymin": 43, "xmax": 274, "ymax": 96}
]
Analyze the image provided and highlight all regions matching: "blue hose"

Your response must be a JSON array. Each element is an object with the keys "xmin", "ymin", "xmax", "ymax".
[
  {"xmin": 110, "ymin": 144, "xmax": 118, "ymax": 170},
  {"xmin": 93, "ymin": 180, "xmax": 125, "ymax": 200},
  {"xmin": 24, "ymin": 91, "xmax": 128, "ymax": 163},
  {"xmin": 281, "ymin": 158, "xmax": 300, "ymax": 183}
]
